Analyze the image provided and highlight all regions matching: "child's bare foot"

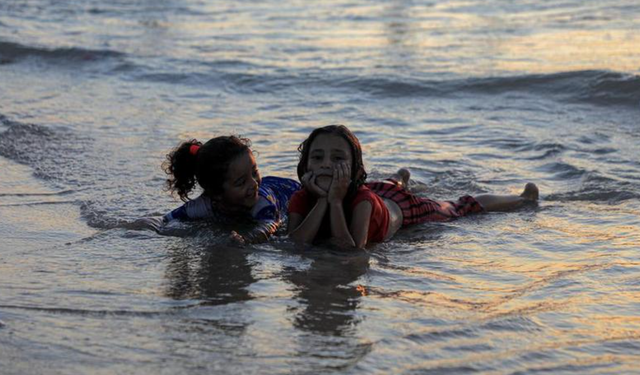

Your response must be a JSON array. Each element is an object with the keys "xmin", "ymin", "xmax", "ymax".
[
  {"xmin": 398, "ymin": 168, "xmax": 410, "ymax": 185},
  {"xmin": 393, "ymin": 168, "xmax": 411, "ymax": 189},
  {"xmin": 520, "ymin": 182, "xmax": 539, "ymax": 201}
]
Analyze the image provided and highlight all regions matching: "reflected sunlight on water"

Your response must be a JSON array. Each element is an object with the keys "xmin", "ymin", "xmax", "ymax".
[
  {"xmin": 1, "ymin": 0, "xmax": 640, "ymax": 373},
  {"xmin": 496, "ymin": 30, "xmax": 640, "ymax": 73}
]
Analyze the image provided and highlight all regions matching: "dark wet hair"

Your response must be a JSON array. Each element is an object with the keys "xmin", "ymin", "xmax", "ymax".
[
  {"xmin": 163, "ymin": 136, "xmax": 252, "ymax": 202},
  {"xmin": 296, "ymin": 124, "xmax": 367, "ymax": 195}
]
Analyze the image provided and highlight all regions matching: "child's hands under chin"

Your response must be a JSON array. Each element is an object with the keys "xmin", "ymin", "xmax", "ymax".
[
  {"xmin": 301, "ymin": 171, "xmax": 328, "ymax": 198},
  {"xmin": 328, "ymin": 162, "xmax": 351, "ymax": 204}
]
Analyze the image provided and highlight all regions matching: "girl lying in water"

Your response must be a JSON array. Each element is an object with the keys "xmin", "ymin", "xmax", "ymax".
[
  {"xmin": 149, "ymin": 135, "xmax": 300, "ymax": 243},
  {"xmin": 288, "ymin": 125, "xmax": 539, "ymax": 249}
]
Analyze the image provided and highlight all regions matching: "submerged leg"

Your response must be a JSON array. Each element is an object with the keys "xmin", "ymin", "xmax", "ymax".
[{"xmin": 474, "ymin": 183, "xmax": 539, "ymax": 212}]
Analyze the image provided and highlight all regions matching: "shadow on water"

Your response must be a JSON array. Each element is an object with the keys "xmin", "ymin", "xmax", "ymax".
[
  {"xmin": 285, "ymin": 250, "xmax": 369, "ymax": 334},
  {"xmin": 159, "ymin": 236, "xmax": 259, "ymax": 345},
  {"xmin": 159, "ymin": 232, "xmax": 377, "ymax": 370},
  {"xmin": 164, "ymin": 241, "xmax": 256, "ymax": 305},
  {"xmin": 280, "ymin": 248, "xmax": 373, "ymax": 370}
]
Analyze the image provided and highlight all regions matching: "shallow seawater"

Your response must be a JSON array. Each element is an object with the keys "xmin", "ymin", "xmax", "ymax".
[{"xmin": 1, "ymin": 0, "xmax": 640, "ymax": 373}]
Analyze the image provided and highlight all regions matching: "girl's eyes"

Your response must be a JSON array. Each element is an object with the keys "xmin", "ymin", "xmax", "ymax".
[
  {"xmin": 235, "ymin": 170, "xmax": 258, "ymax": 187},
  {"xmin": 309, "ymin": 154, "xmax": 348, "ymax": 163}
]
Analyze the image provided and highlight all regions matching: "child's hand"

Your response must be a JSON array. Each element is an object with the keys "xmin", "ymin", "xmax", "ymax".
[
  {"xmin": 130, "ymin": 216, "xmax": 165, "ymax": 232},
  {"xmin": 328, "ymin": 162, "xmax": 351, "ymax": 204},
  {"xmin": 228, "ymin": 230, "xmax": 246, "ymax": 246},
  {"xmin": 301, "ymin": 171, "xmax": 327, "ymax": 198}
]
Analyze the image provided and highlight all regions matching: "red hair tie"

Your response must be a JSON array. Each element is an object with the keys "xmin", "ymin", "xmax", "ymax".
[{"xmin": 189, "ymin": 144, "xmax": 201, "ymax": 156}]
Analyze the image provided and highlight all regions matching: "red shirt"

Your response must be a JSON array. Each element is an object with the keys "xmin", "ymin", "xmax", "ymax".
[{"xmin": 288, "ymin": 186, "xmax": 389, "ymax": 244}]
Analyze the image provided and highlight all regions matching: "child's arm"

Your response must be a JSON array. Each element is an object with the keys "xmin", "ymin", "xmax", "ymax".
[
  {"xmin": 327, "ymin": 162, "xmax": 365, "ymax": 249},
  {"xmin": 288, "ymin": 198, "xmax": 328, "ymax": 244},
  {"xmin": 233, "ymin": 220, "xmax": 280, "ymax": 244},
  {"xmin": 288, "ymin": 171, "xmax": 330, "ymax": 244},
  {"xmin": 329, "ymin": 198, "xmax": 372, "ymax": 249},
  {"xmin": 349, "ymin": 201, "xmax": 372, "ymax": 249},
  {"xmin": 328, "ymin": 199, "xmax": 355, "ymax": 248},
  {"xmin": 129, "ymin": 216, "xmax": 165, "ymax": 232}
]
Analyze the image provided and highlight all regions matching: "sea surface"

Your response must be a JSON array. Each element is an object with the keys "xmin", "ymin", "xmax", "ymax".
[{"xmin": 1, "ymin": 1, "xmax": 640, "ymax": 374}]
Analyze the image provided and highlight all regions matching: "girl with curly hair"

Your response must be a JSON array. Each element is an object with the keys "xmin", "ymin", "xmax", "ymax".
[{"xmin": 160, "ymin": 135, "xmax": 300, "ymax": 243}]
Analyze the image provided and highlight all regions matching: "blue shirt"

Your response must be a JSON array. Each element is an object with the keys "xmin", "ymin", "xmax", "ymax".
[{"xmin": 163, "ymin": 176, "xmax": 300, "ymax": 224}]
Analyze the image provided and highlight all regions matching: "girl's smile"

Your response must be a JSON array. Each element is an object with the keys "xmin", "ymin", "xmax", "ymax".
[
  {"xmin": 219, "ymin": 150, "xmax": 261, "ymax": 210},
  {"xmin": 306, "ymin": 134, "xmax": 353, "ymax": 191}
]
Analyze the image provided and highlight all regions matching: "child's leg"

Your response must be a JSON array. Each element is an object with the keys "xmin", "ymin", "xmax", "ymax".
[{"xmin": 475, "ymin": 183, "xmax": 539, "ymax": 212}]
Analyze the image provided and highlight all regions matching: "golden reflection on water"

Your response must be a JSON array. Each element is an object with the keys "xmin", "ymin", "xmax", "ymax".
[
  {"xmin": 173, "ymin": 4, "xmax": 640, "ymax": 74},
  {"xmin": 578, "ymin": 315, "xmax": 640, "ymax": 330},
  {"xmin": 145, "ymin": 1, "xmax": 640, "ymax": 75},
  {"xmin": 534, "ymin": 209, "xmax": 640, "ymax": 248},
  {"xmin": 356, "ymin": 284, "xmax": 368, "ymax": 296},
  {"xmin": 494, "ymin": 30, "xmax": 640, "ymax": 73}
]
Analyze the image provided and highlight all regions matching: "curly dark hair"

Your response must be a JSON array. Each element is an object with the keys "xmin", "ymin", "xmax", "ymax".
[
  {"xmin": 162, "ymin": 136, "xmax": 252, "ymax": 202},
  {"xmin": 296, "ymin": 124, "xmax": 367, "ymax": 198}
]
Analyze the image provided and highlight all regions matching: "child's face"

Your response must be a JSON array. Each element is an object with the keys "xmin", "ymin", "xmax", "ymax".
[
  {"xmin": 218, "ymin": 150, "xmax": 261, "ymax": 210},
  {"xmin": 306, "ymin": 133, "xmax": 353, "ymax": 191}
]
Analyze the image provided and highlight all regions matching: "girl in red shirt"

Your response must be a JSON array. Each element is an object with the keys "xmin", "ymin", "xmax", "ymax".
[{"xmin": 288, "ymin": 125, "xmax": 539, "ymax": 249}]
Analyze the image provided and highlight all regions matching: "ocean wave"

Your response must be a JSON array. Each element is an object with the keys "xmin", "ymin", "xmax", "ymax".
[
  {"xmin": 545, "ymin": 172, "xmax": 640, "ymax": 203},
  {"xmin": 0, "ymin": 116, "xmax": 94, "ymax": 185},
  {"xmin": 518, "ymin": 142, "xmax": 568, "ymax": 160},
  {"xmin": 0, "ymin": 40, "xmax": 124, "ymax": 65},
  {"xmin": 127, "ymin": 67, "xmax": 640, "ymax": 109},
  {"xmin": 0, "ymin": 303, "xmax": 174, "ymax": 318},
  {"xmin": 462, "ymin": 70, "xmax": 640, "ymax": 108},
  {"xmin": 0, "ymin": 118, "xmax": 76, "ymax": 161},
  {"xmin": 344, "ymin": 70, "xmax": 640, "ymax": 108},
  {"xmin": 549, "ymin": 189, "xmax": 640, "ymax": 203},
  {"xmin": 536, "ymin": 161, "xmax": 586, "ymax": 180},
  {"xmin": 0, "ymin": 190, "xmax": 75, "ymax": 197},
  {"xmin": 3, "ymin": 39, "xmax": 636, "ymax": 109},
  {"xmin": 0, "ymin": 116, "xmax": 169, "ymax": 230}
]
